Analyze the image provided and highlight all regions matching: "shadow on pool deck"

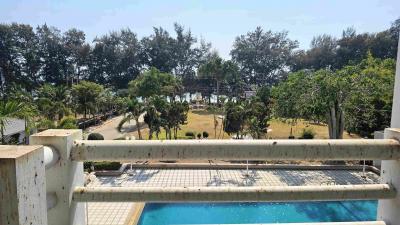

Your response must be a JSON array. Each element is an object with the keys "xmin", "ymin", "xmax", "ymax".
[{"xmin": 270, "ymin": 169, "xmax": 378, "ymax": 186}]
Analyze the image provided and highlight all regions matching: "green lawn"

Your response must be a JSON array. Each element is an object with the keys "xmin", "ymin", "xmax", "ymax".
[{"xmin": 127, "ymin": 110, "xmax": 359, "ymax": 140}]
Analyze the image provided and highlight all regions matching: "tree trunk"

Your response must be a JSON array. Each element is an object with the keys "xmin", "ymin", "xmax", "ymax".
[
  {"xmin": 1, "ymin": 122, "xmax": 5, "ymax": 145},
  {"xmin": 213, "ymin": 114, "xmax": 217, "ymax": 139},
  {"xmin": 174, "ymin": 127, "xmax": 177, "ymax": 139},
  {"xmin": 135, "ymin": 118, "xmax": 142, "ymax": 140},
  {"xmin": 338, "ymin": 109, "xmax": 345, "ymax": 139},
  {"xmin": 327, "ymin": 103, "xmax": 345, "ymax": 139},
  {"xmin": 216, "ymin": 81, "xmax": 220, "ymax": 106}
]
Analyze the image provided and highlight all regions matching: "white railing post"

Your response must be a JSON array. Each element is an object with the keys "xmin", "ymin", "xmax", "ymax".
[
  {"xmin": 0, "ymin": 145, "xmax": 48, "ymax": 225},
  {"xmin": 378, "ymin": 35, "xmax": 400, "ymax": 225},
  {"xmin": 373, "ymin": 131, "xmax": 384, "ymax": 167},
  {"xmin": 30, "ymin": 129, "xmax": 84, "ymax": 225}
]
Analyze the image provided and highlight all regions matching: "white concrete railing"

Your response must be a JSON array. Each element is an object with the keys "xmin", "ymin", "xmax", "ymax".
[
  {"xmin": 71, "ymin": 139, "xmax": 400, "ymax": 161},
  {"xmin": 73, "ymin": 184, "xmax": 396, "ymax": 202},
  {"xmin": 1, "ymin": 129, "xmax": 400, "ymax": 225}
]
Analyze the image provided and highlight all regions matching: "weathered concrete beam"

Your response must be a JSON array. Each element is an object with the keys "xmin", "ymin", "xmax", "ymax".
[
  {"xmin": 73, "ymin": 184, "xmax": 395, "ymax": 202},
  {"xmin": 71, "ymin": 139, "xmax": 400, "ymax": 161},
  {"xmin": 0, "ymin": 145, "xmax": 47, "ymax": 225}
]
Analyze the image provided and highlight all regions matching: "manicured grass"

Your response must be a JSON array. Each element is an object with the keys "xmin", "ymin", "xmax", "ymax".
[
  {"xmin": 127, "ymin": 110, "xmax": 359, "ymax": 140},
  {"xmin": 266, "ymin": 119, "xmax": 359, "ymax": 139},
  {"xmin": 127, "ymin": 110, "xmax": 229, "ymax": 140}
]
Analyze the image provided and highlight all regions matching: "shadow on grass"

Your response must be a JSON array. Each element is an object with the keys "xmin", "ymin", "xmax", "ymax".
[{"xmin": 191, "ymin": 110, "xmax": 214, "ymax": 116}]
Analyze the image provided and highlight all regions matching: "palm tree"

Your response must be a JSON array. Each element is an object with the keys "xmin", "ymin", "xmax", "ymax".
[
  {"xmin": 6, "ymin": 85, "xmax": 39, "ymax": 143},
  {"xmin": 0, "ymin": 101, "xmax": 25, "ymax": 144},
  {"xmin": 118, "ymin": 98, "xmax": 145, "ymax": 139},
  {"xmin": 36, "ymin": 84, "xmax": 71, "ymax": 121}
]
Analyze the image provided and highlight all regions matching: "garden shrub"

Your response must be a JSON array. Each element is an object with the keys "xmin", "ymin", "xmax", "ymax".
[
  {"xmin": 37, "ymin": 118, "xmax": 56, "ymax": 131},
  {"xmin": 185, "ymin": 131, "xmax": 195, "ymax": 137},
  {"xmin": 300, "ymin": 128, "xmax": 316, "ymax": 139},
  {"xmin": 197, "ymin": 133, "xmax": 202, "ymax": 139},
  {"xmin": 84, "ymin": 161, "xmax": 121, "ymax": 171},
  {"xmin": 202, "ymin": 131, "xmax": 209, "ymax": 138},
  {"xmin": 88, "ymin": 133, "xmax": 104, "ymax": 140},
  {"xmin": 58, "ymin": 116, "xmax": 78, "ymax": 129}
]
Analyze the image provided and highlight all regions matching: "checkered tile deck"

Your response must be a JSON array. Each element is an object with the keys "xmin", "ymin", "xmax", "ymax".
[{"xmin": 87, "ymin": 167, "xmax": 380, "ymax": 225}]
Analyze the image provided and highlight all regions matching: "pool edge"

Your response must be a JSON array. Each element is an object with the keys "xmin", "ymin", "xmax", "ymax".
[{"xmin": 126, "ymin": 202, "xmax": 145, "ymax": 225}]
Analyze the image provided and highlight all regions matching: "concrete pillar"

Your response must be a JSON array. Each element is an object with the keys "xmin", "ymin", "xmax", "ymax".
[
  {"xmin": 30, "ymin": 129, "xmax": 84, "ymax": 225},
  {"xmin": 0, "ymin": 145, "xmax": 47, "ymax": 225},
  {"xmin": 378, "ymin": 35, "xmax": 400, "ymax": 225},
  {"xmin": 378, "ymin": 128, "xmax": 400, "ymax": 224},
  {"xmin": 390, "ymin": 35, "xmax": 400, "ymax": 128}
]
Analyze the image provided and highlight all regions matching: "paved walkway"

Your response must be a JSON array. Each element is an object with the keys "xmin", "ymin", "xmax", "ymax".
[
  {"xmin": 89, "ymin": 115, "xmax": 144, "ymax": 140},
  {"xmin": 86, "ymin": 202, "xmax": 136, "ymax": 225},
  {"xmin": 91, "ymin": 168, "xmax": 380, "ymax": 187}
]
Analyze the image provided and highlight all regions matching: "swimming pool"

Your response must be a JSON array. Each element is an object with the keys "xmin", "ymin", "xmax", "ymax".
[{"xmin": 137, "ymin": 201, "xmax": 377, "ymax": 225}]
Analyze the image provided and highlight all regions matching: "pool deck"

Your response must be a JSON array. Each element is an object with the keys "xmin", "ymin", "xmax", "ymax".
[{"xmin": 86, "ymin": 166, "xmax": 381, "ymax": 225}]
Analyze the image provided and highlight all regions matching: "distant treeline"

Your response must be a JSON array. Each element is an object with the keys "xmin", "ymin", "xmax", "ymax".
[{"xmin": 0, "ymin": 19, "xmax": 399, "ymax": 94}]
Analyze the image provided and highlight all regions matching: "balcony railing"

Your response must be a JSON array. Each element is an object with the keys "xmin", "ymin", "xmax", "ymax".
[{"xmin": 1, "ymin": 128, "xmax": 400, "ymax": 225}]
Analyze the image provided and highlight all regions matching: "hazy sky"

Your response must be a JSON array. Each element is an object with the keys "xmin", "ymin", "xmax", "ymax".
[{"xmin": 1, "ymin": 0, "xmax": 399, "ymax": 58}]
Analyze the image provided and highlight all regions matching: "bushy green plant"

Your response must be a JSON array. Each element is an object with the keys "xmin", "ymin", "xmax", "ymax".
[
  {"xmin": 202, "ymin": 131, "xmax": 209, "ymax": 138},
  {"xmin": 185, "ymin": 131, "xmax": 195, "ymax": 137},
  {"xmin": 300, "ymin": 128, "xmax": 316, "ymax": 139},
  {"xmin": 197, "ymin": 133, "xmax": 202, "ymax": 139},
  {"xmin": 58, "ymin": 116, "xmax": 78, "ymax": 129},
  {"xmin": 84, "ymin": 161, "xmax": 121, "ymax": 171},
  {"xmin": 88, "ymin": 133, "xmax": 104, "ymax": 140},
  {"xmin": 37, "ymin": 118, "xmax": 56, "ymax": 131}
]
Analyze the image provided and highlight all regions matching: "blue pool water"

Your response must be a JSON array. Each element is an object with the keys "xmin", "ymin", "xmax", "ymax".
[{"xmin": 138, "ymin": 201, "xmax": 377, "ymax": 225}]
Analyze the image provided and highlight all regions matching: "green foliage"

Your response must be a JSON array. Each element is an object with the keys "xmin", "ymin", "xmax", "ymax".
[
  {"xmin": 36, "ymin": 84, "xmax": 71, "ymax": 120},
  {"xmin": 140, "ymin": 95, "xmax": 189, "ymax": 140},
  {"xmin": 37, "ymin": 118, "xmax": 56, "ymax": 131},
  {"xmin": 273, "ymin": 69, "xmax": 348, "ymax": 139},
  {"xmin": 197, "ymin": 133, "xmax": 202, "ymax": 139},
  {"xmin": 300, "ymin": 128, "xmax": 316, "ymax": 139},
  {"xmin": 144, "ymin": 96, "xmax": 164, "ymax": 139},
  {"xmin": 185, "ymin": 131, "xmax": 195, "ymax": 137},
  {"xmin": 58, "ymin": 116, "xmax": 78, "ymax": 129},
  {"xmin": 343, "ymin": 54, "xmax": 395, "ymax": 137},
  {"xmin": 87, "ymin": 133, "xmax": 104, "ymax": 140},
  {"xmin": 118, "ymin": 97, "xmax": 145, "ymax": 139},
  {"xmin": 198, "ymin": 54, "xmax": 243, "ymax": 102},
  {"xmin": 291, "ymin": 20, "xmax": 400, "ymax": 71},
  {"xmin": 202, "ymin": 131, "xmax": 209, "ymax": 138},
  {"xmin": 84, "ymin": 162, "xmax": 121, "ymax": 171},
  {"xmin": 231, "ymin": 27, "xmax": 298, "ymax": 86},
  {"xmin": 1, "ymin": 20, "xmax": 398, "ymax": 95},
  {"xmin": 1, "ymin": 20, "xmax": 399, "ymax": 141},
  {"xmin": 129, "ymin": 68, "xmax": 182, "ymax": 99},
  {"xmin": 0, "ymin": 100, "xmax": 26, "ymax": 144},
  {"xmin": 223, "ymin": 101, "xmax": 246, "ymax": 138},
  {"xmin": 273, "ymin": 54, "xmax": 395, "ymax": 138},
  {"xmin": 71, "ymin": 81, "xmax": 104, "ymax": 119}
]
